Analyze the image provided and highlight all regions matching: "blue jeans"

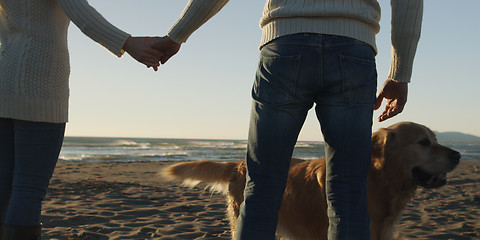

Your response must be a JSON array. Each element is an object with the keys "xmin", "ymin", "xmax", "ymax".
[
  {"xmin": 235, "ymin": 33, "xmax": 376, "ymax": 240},
  {"xmin": 0, "ymin": 118, "xmax": 65, "ymax": 226}
]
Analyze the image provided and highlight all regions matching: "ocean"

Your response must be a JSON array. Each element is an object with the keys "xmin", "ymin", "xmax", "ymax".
[{"xmin": 59, "ymin": 137, "xmax": 480, "ymax": 163}]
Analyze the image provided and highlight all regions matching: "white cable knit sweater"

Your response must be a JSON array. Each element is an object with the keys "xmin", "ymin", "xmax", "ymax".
[
  {"xmin": 0, "ymin": 0, "xmax": 131, "ymax": 123},
  {"xmin": 167, "ymin": 0, "xmax": 423, "ymax": 83}
]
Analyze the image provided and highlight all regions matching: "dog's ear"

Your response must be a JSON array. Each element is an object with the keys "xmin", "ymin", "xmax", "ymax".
[{"xmin": 371, "ymin": 128, "xmax": 395, "ymax": 170}]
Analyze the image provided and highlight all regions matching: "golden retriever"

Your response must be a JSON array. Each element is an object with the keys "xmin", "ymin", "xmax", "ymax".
[{"xmin": 163, "ymin": 122, "xmax": 460, "ymax": 240}]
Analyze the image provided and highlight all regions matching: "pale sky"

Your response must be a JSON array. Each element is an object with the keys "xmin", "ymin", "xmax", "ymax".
[{"xmin": 65, "ymin": 0, "xmax": 480, "ymax": 141}]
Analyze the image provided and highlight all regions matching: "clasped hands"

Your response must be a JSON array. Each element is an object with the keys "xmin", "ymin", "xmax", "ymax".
[{"xmin": 123, "ymin": 36, "xmax": 180, "ymax": 71}]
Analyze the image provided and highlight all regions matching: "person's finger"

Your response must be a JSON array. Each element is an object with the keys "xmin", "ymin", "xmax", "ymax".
[
  {"xmin": 146, "ymin": 65, "xmax": 159, "ymax": 71},
  {"xmin": 144, "ymin": 55, "xmax": 161, "ymax": 64},
  {"xmin": 378, "ymin": 100, "xmax": 393, "ymax": 122},
  {"xmin": 160, "ymin": 54, "xmax": 174, "ymax": 65},
  {"xmin": 144, "ymin": 62, "xmax": 160, "ymax": 71},
  {"xmin": 146, "ymin": 48, "xmax": 164, "ymax": 58},
  {"xmin": 374, "ymin": 92, "xmax": 384, "ymax": 110},
  {"xmin": 378, "ymin": 107, "xmax": 388, "ymax": 122},
  {"xmin": 388, "ymin": 104, "xmax": 405, "ymax": 118},
  {"xmin": 142, "ymin": 52, "xmax": 162, "ymax": 63},
  {"xmin": 142, "ymin": 58, "xmax": 159, "ymax": 67},
  {"xmin": 379, "ymin": 103, "xmax": 405, "ymax": 122},
  {"xmin": 378, "ymin": 115, "xmax": 386, "ymax": 122}
]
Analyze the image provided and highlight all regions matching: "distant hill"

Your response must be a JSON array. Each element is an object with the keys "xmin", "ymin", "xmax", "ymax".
[{"xmin": 435, "ymin": 131, "xmax": 480, "ymax": 143}]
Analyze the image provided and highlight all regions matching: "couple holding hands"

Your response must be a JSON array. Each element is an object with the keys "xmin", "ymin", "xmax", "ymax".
[{"xmin": 0, "ymin": 0, "xmax": 422, "ymax": 239}]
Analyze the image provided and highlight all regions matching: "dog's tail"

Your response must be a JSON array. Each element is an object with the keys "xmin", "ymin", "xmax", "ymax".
[{"xmin": 162, "ymin": 160, "xmax": 239, "ymax": 194}]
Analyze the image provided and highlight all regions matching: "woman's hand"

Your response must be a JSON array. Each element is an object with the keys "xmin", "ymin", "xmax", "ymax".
[{"xmin": 123, "ymin": 37, "xmax": 164, "ymax": 71}]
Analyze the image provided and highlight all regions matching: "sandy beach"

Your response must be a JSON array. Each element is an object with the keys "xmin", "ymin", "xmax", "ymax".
[{"xmin": 42, "ymin": 160, "xmax": 480, "ymax": 240}]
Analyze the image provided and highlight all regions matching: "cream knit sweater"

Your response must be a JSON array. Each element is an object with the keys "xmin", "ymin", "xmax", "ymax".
[
  {"xmin": 167, "ymin": 0, "xmax": 423, "ymax": 83},
  {"xmin": 0, "ymin": 0, "xmax": 131, "ymax": 123}
]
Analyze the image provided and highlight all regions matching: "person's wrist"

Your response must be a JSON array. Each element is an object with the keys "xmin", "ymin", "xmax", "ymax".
[
  {"xmin": 166, "ymin": 34, "xmax": 183, "ymax": 46},
  {"xmin": 388, "ymin": 78, "xmax": 409, "ymax": 84},
  {"xmin": 122, "ymin": 36, "xmax": 132, "ymax": 52}
]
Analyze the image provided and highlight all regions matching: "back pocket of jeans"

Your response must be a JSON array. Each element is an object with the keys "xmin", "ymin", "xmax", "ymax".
[
  {"xmin": 340, "ymin": 54, "xmax": 377, "ymax": 104},
  {"xmin": 252, "ymin": 54, "xmax": 301, "ymax": 105}
]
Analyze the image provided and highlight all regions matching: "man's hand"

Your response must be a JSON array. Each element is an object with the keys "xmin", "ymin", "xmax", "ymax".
[
  {"xmin": 151, "ymin": 36, "xmax": 181, "ymax": 64},
  {"xmin": 374, "ymin": 79, "xmax": 408, "ymax": 122},
  {"xmin": 123, "ymin": 36, "xmax": 163, "ymax": 71}
]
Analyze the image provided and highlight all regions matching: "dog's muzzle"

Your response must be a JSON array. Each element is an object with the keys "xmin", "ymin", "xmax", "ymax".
[{"xmin": 412, "ymin": 150, "xmax": 461, "ymax": 189}]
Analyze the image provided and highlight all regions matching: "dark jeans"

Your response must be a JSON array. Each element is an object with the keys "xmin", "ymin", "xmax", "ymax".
[
  {"xmin": 235, "ymin": 33, "xmax": 376, "ymax": 240},
  {"xmin": 0, "ymin": 118, "xmax": 65, "ymax": 226}
]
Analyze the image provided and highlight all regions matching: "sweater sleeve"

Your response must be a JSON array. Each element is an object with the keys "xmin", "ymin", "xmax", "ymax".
[
  {"xmin": 388, "ymin": 0, "xmax": 423, "ymax": 83},
  {"xmin": 56, "ymin": 0, "xmax": 131, "ymax": 57},
  {"xmin": 167, "ymin": 0, "xmax": 230, "ymax": 44}
]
